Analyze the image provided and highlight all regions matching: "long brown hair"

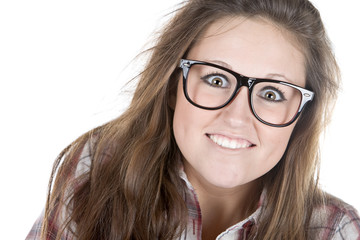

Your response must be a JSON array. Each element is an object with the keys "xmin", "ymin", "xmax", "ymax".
[{"xmin": 42, "ymin": 0, "xmax": 339, "ymax": 239}]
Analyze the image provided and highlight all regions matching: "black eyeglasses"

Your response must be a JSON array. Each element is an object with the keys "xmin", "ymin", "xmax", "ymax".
[{"xmin": 179, "ymin": 59, "xmax": 314, "ymax": 127}]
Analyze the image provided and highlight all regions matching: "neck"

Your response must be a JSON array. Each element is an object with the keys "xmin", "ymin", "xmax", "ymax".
[{"xmin": 184, "ymin": 165, "xmax": 262, "ymax": 239}]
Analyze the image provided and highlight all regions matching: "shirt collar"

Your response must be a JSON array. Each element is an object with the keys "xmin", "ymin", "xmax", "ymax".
[{"xmin": 179, "ymin": 167, "xmax": 264, "ymax": 239}]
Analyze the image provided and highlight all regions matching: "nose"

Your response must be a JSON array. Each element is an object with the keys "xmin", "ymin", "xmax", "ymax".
[{"xmin": 221, "ymin": 87, "xmax": 254, "ymax": 126}]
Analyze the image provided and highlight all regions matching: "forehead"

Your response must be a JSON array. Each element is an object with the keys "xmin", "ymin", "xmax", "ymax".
[{"xmin": 187, "ymin": 17, "xmax": 306, "ymax": 86}]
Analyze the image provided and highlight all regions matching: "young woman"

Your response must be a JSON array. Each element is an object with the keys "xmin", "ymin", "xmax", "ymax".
[{"xmin": 27, "ymin": 0, "xmax": 360, "ymax": 239}]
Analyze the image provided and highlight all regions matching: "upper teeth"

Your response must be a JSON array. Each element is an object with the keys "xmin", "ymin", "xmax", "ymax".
[{"xmin": 209, "ymin": 134, "xmax": 252, "ymax": 149}]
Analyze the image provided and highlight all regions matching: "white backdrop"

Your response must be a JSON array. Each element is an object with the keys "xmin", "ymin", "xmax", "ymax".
[{"xmin": 0, "ymin": 1, "xmax": 359, "ymax": 239}]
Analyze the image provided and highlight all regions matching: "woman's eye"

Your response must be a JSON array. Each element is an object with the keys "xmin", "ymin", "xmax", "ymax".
[
  {"xmin": 201, "ymin": 74, "xmax": 229, "ymax": 88},
  {"xmin": 257, "ymin": 87, "xmax": 286, "ymax": 102},
  {"xmin": 264, "ymin": 91, "xmax": 277, "ymax": 100}
]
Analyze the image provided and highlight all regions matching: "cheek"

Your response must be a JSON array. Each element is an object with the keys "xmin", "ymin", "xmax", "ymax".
[
  {"xmin": 173, "ymin": 84, "xmax": 197, "ymax": 153},
  {"xmin": 173, "ymin": 80, "xmax": 207, "ymax": 136},
  {"xmin": 172, "ymin": 82, "xmax": 215, "ymax": 161},
  {"xmin": 259, "ymin": 125, "xmax": 294, "ymax": 163},
  {"xmin": 173, "ymin": 84, "xmax": 190, "ymax": 136},
  {"xmin": 173, "ymin": 103, "xmax": 188, "ymax": 147}
]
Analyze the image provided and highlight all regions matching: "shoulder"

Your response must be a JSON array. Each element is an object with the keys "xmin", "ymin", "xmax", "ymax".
[
  {"xmin": 25, "ymin": 139, "xmax": 95, "ymax": 240},
  {"xmin": 309, "ymin": 193, "xmax": 360, "ymax": 239},
  {"xmin": 61, "ymin": 132, "xmax": 101, "ymax": 180}
]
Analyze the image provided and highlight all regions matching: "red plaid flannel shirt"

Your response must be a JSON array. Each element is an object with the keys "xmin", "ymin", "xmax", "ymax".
[{"xmin": 26, "ymin": 143, "xmax": 360, "ymax": 239}]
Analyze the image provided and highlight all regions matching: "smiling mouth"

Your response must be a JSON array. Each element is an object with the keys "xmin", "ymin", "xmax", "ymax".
[{"xmin": 207, "ymin": 134, "xmax": 255, "ymax": 150}]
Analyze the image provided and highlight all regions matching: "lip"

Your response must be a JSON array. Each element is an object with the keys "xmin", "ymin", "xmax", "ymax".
[{"xmin": 206, "ymin": 133, "xmax": 256, "ymax": 150}]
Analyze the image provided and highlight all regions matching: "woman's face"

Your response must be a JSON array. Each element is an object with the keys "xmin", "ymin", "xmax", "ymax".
[{"xmin": 173, "ymin": 17, "xmax": 306, "ymax": 189}]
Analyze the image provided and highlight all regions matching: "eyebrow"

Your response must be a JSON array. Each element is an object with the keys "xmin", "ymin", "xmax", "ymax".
[
  {"xmin": 204, "ymin": 59, "xmax": 297, "ymax": 84},
  {"xmin": 265, "ymin": 73, "xmax": 292, "ymax": 82},
  {"xmin": 207, "ymin": 59, "xmax": 296, "ymax": 81},
  {"xmin": 205, "ymin": 59, "xmax": 233, "ymax": 70},
  {"xmin": 265, "ymin": 73, "xmax": 302, "ymax": 86}
]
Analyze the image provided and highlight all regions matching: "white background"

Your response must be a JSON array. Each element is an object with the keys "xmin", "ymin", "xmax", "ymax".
[{"xmin": 0, "ymin": 1, "xmax": 359, "ymax": 239}]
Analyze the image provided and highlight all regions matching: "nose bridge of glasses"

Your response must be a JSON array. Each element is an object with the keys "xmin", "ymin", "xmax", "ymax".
[
  {"xmin": 230, "ymin": 76, "xmax": 255, "ymax": 111},
  {"xmin": 235, "ymin": 75, "xmax": 255, "ymax": 93},
  {"xmin": 230, "ymin": 76, "xmax": 252, "ymax": 106},
  {"xmin": 225, "ymin": 82, "xmax": 253, "ymax": 120}
]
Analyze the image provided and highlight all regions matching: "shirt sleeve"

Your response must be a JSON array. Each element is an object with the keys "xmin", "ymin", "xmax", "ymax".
[
  {"xmin": 331, "ymin": 206, "xmax": 360, "ymax": 240},
  {"xmin": 26, "ymin": 208, "xmax": 78, "ymax": 240},
  {"xmin": 25, "ymin": 213, "xmax": 44, "ymax": 240},
  {"xmin": 308, "ymin": 194, "xmax": 360, "ymax": 240},
  {"xmin": 25, "ymin": 141, "xmax": 93, "ymax": 240}
]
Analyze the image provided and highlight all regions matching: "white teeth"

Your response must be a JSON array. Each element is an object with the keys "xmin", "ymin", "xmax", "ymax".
[{"xmin": 209, "ymin": 134, "xmax": 252, "ymax": 149}]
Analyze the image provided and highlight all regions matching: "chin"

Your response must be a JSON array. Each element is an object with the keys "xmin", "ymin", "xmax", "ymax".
[{"xmin": 208, "ymin": 174, "xmax": 252, "ymax": 189}]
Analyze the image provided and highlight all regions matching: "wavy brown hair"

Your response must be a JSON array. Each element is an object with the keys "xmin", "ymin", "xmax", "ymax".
[{"xmin": 41, "ymin": 0, "xmax": 339, "ymax": 239}]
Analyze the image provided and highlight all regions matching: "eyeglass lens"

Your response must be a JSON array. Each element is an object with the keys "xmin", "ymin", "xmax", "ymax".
[{"xmin": 185, "ymin": 64, "xmax": 302, "ymax": 125}]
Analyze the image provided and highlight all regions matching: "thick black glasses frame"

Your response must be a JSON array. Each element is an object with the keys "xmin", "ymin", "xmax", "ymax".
[{"xmin": 179, "ymin": 59, "xmax": 315, "ymax": 127}]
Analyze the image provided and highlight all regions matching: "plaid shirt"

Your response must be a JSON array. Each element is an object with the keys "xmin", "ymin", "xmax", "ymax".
[
  {"xmin": 26, "ymin": 144, "xmax": 360, "ymax": 239},
  {"xmin": 179, "ymin": 171, "xmax": 360, "ymax": 240}
]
